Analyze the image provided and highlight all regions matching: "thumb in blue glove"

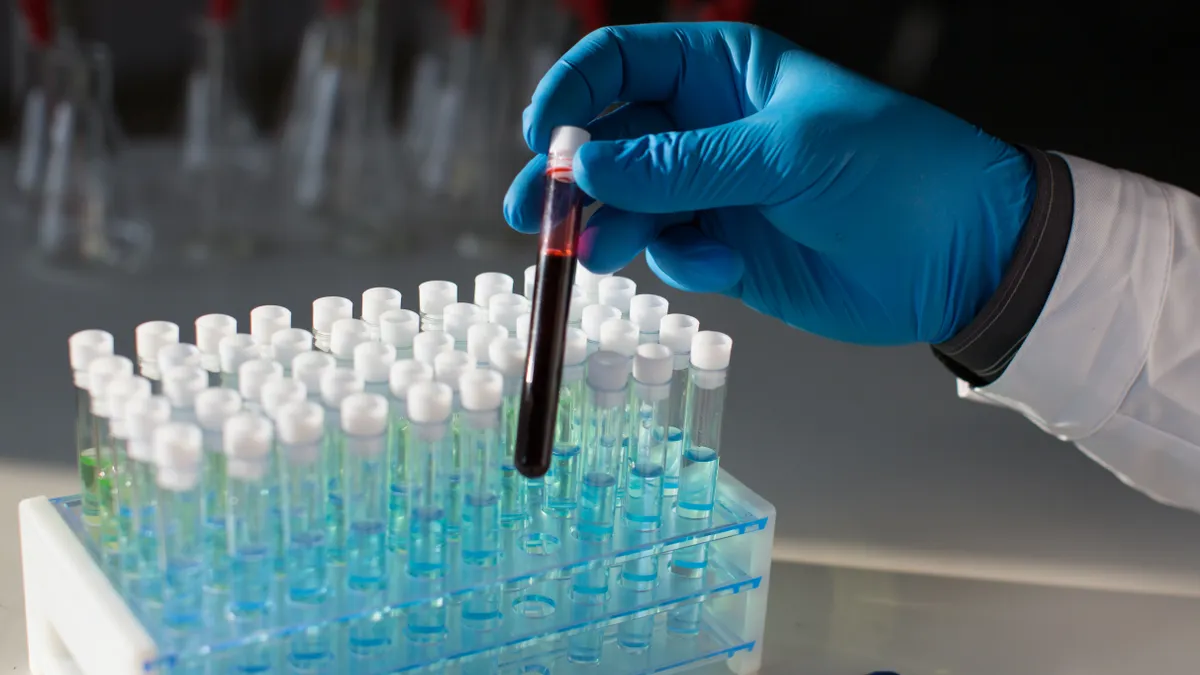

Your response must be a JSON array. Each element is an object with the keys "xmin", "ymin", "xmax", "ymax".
[{"xmin": 503, "ymin": 22, "xmax": 1035, "ymax": 346}]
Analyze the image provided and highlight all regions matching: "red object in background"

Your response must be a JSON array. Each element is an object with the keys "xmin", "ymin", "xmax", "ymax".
[
  {"xmin": 17, "ymin": 0, "xmax": 53, "ymax": 46},
  {"xmin": 560, "ymin": 0, "xmax": 608, "ymax": 35},
  {"xmin": 441, "ymin": 0, "xmax": 482, "ymax": 36},
  {"xmin": 208, "ymin": 0, "xmax": 241, "ymax": 24},
  {"xmin": 324, "ymin": 0, "xmax": 355, "ymax": 15},
  {"xmin": 697, "ymin": 0, "xmax": 755, "ymax": 22}
]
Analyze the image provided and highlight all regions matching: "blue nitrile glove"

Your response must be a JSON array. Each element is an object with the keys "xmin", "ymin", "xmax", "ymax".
[{"xmin": 503, "ymin": 23, "xmax": 1035, "ymax": 346}]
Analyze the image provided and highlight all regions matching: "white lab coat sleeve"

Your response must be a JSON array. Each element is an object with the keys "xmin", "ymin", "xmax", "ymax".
[{"xmin": 964, "ymin": 153, "xmax": 1200, "ymax": 511}]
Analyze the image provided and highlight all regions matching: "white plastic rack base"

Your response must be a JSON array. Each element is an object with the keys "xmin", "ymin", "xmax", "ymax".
[{"xmin": 20, "ymin": 471, "xmax": 774, "ymax": 675}]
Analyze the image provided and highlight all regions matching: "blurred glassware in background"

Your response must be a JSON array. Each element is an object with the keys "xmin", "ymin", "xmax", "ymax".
[{"xmin": 178, "ymin": 0, "xmax": 273, "ymax": 262}]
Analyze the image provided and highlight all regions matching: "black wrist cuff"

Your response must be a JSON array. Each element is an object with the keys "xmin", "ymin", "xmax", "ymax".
[{"xmin": 932, "ymin": 147, "xmax": 1075, "ymax": 387}]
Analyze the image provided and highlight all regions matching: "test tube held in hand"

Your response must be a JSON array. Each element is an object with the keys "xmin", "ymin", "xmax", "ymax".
[{"xmin": 515, "ymin": 126, "xmax": 591, "ymax": 479}]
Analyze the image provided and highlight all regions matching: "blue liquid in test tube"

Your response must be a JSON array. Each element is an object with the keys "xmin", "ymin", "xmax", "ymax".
[
  {"xmin": 657, "ymin": 314, "xmax": 699, "ymax": 496},
  {"xmin": 489, "ymin": 338, "xmax": 529, "ymax": 528},
  {"xmin": 319, "ymin": 367, "xmax": 364, "ymax": 564},
  {"xmin": 121, "ymin": 395, "xmax": 172, "ymax": 600},
  {"xmin": 386, "ymin": 359, "xmax": 433, "ymax": 552},
  {"xmin": 544, "ymin": 328, "xmax": 587, "ymax": 518},
  {"xmin": 575, "ymin": 351, "xmax": 631, "ymax": 541},
  {"xmin": 223, "ymin": 412, "xmax": 276, "ymax": 619},
  {"xmin": 153, "ymin": 423, "xmax": 206, "ymax": 631},
  {"xmin": 434, "ymin": 350, "xmax": 476, "ymax": 540},
  {"xmin": 405, "ymin": 381, "xmax": 454, "ymax": 642}
]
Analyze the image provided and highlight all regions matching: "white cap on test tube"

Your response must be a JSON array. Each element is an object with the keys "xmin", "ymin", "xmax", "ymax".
[
  {"xmin": 260, "ymin": 377, "xmax": 307, "ymax": 420},
  {"xmin": 515, "ymin": 313, "xmax": 531, "ymax": 346},
  {"xmin": 600, "ymin": 319, "xmax": 638, "ymax": 357},
  {"xmin": 413, "ymin": 331, "xmax": 454, "ymax": 366},
  {"xmin": 523, "ymin": 265, "xmax": 537, "ymax": 299},
  {"xmin": 691, "ymin": 331, "xmax": 733, "ymax": 371},
  {"xmin": 219, "ymin": 334, "xmax": 258, "ymax": 374},
  {"xmin": 125, "ymin": 395, "xmax": 171, "ymax": 462},
  {"xmin": 270, "ymin": 328, "xmax": 313, "ymax": 366},
  {"xmin": 582, "ymin": 305, "xmax": 621, "ymax": 344},
  {"xmin": 250, "ymin": 305, "xmax": 291, "ymax": 348},
  {"xmin": 292, "ymin": 352, "xmax": 336, "ymax": 396},
  {"xmin": 488, "ymin": 337, "xmax": 527, "ymax": 378},
  {"xmin": 598, "ymin": 277, "xmax": 636, "ymax": 316},
  {"xmin": 69, "ymin": 330, "xmax": 114, "ymax": 386},
  {"xmin": 467, "ymin": 323, "xmax": 507, "ymax": 366},
  {"xmin": 575, "ymin": 265, "xmax": 609, "ymax": 304},
  {"xmin": 238, "ymin": 359, "xmax": 283, "ymax": 404},
  {"xmin": 379, "ymin": 309, "xmax": 420, "ymax": 350},
  {"xmin": 460, "ymin": 369, "xmax": 503, "ymax": 412},
  {"xmin": 319, "ymin": 368, "xmax": 364, "ymax": 409},
  {"xmin": 475, "ymin": 272, "xmax": 514, "ymax": 309},
  {"xmin": 549, "ymin": 125, "xmax": 591, "ymax": 161},
  {"xmin": 157, "ymin": 343, "xmax": 202, "ymax": 377},
  {"xmin": 354, "ymin": 341, "xmax": 396, "ymax": 384},
  {"xmin": 136, "ymin": 321, "xmax": 180, "ymax": 376},
  {"xmin": 419, "ymin": 281, "xmax": 458, "ymax": 317},
  {"xmin": 312, "ymin": 297, "xmax": 353, "ymax": 337},
  {"xmin": 223, "ymin": 412, "xmax": 274, "ymax": 480},
  {"xmin": 488, "ymin": 293, "xmax": 529, "ymax": 332},
  {"xmin": 88, "ymin": 355, "xmax": 134, "ymax": 416},
  {"xmin": 162, "ymin": 366, "xmax": 207, "ymax": 409},
  {"xmin": 330, "ymin": 318, "xmax": 371, "ymax": 360},
  {"xmin": 634, "ymin": 343, "xmax": 674, "ymax": 385},
  {"xmin": 630, "ymin": 295, "xmax": 669, "ymax": 335},
  {"xmin": 107, "ymin": 375, "xmax": 152, "ymax": 438},
  {"xmin": 659, "ymin": 314, "xmax": 700, "ymax": 355},
  {"xmin": 563, "ymin": 328, "xmax": 588, "ymax": 368},
  {"xmin": 586, "ymin": 351, "xmax": 633, "ymax": 405},
  {"xmin": 341, "ymin": 392, "xmax": 389, "ymax": 438},
  {"xmin": 389, "ymin": 359, "xmax": 433, "ymax": 400},
  {"xmin": 194, "ymin": 315, "xmax": 236, "ymax": 372},
  {"xmin": 444, "ymin": 303, "xmax": 487, "ymax": 343},
  {"xmin": 361, "ymin": 288, "xmax": 402, "ymax": 327},
  {"xmin": 154, "ymin": 423, "xmax": 203, "ymax": 491},
  {"xmin": 276, "ymin": 400, "xmax": 324, "ymax": 450},
  {"xmin": 194, "ymin": 388, "xmax": 242, "ymax": 432},
  {"xmin": 407, "ymin": 381, "xmax": 452, "ymax": 424},
  {"xmin": 434, "ymin": 351, "xmax": 475, "ymax": 391}
]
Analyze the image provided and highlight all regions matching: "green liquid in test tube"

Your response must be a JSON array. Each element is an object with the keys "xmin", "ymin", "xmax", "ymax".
[
  {"xmin": 68, "ymin": 329, "xmax": 115, "ymax": 527},
  {"xmin": 86, "ymin": 355, "xmax": 135, "ymax": 549},
  {"xmin": 103, "ymin": 375, "xmax": 153, "ymax": 576}
]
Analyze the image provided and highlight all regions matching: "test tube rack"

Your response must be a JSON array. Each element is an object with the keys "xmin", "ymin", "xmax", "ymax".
[{"xmin": 20, "ymin": 472, "xmax": 774, "ymax": 675}]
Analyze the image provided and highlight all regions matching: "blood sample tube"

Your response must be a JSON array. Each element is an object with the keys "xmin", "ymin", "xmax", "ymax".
[{"xmin": 514, "ymin": 126, "xmax": 591, "ymax": 478}]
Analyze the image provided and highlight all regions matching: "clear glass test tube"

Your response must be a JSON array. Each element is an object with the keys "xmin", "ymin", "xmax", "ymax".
[
  {"xmin": 486, "ymin": 292, "xmax": 529, "ymax": 335},
  {"xmin": 434, "ymin": 350, "xmax": 476, "ymax": 539},
  {"xmin": 237, "ymin": 358, "xmax": 283, "ymax": 416},
  {"xmin": 488, "ymin": 337, "xmax": 528, "ymax": 528},
  {"xmin": 330, "ymin": 317, "xmax": 371, "ymax": 370},
  {"xmin": 195, "ymin": 314, "xmax": 237, "ymax": 386},
  {"xmin": 419, "ymin": 280, "xmax": 458, "ymax": 332},
  {"xmin": 659, "ymin": 314, "xmax": 699, "ymax": 496},
  {"xmin": 354, "ymin": 341, "xmax": 396, "ymax": 398},
  {"xmin": 270, "ymin": 328, "xmax": 314, "ymax": 375},
  {"xmin": 630, "ymin": 294, "xmax": 669, "ymax": 344},
  {"xmin": 218, "ymin": 333, "xmax": 257, "ymax": 390},
  {"xmin": 105, "ymin": 375, "xmax": 152, "ymax": 577},
  {"xmin": 342, "ymin": 392, "xmax": 390, "ymax": 591},
  {"xmin": 379, "ymin": 309, "xmax": 420, "ymax": 361},
  {"xmin": 444, "ymin": 302, "xmax": 487, "ymax": 351},
  {"xmin": 153, "ymin": 422, "xmax": 205, "ymax": 631},
  {"xmin": 319, "ymin": 367, "xmax": 364, "ymax": 564},
  {"xmin": 598, "ymin": 276, "xmax": 637, "ymax": 319},
  {"xmin": 136, "ymin": 321, "xmax": 181, "ymax": 392},
  {"xmin": 249, "ymin": 305, "xmax": 292, "ymax": 356},
  {"xmin": 312, "ymin": 296, "xmax": 353, "ymax": 352},
  {"xmin": 412, "ymin": 330, "xmax": 454, "ymax": 368},
  {"xmin": 193, "ymin": 387, "xmax": 242, "ymax": 594},
  {"xmin": 459, "ymin": 369, "xmax": 503, "ymax": 568},
  {"xmin": 361, "ymin": 287, "xmax": 402, "ymax": 340},
  {"xmin": 474, "ymin": 272, "xmax": 514, "ymax": 310},
  {"xmin": 466, "ymin": 322, "xmax": 507, "ymax": 369},
  {"xmin": 386, "ymin": 359, "xmax": 433, "ymax": 552},
  {"xmin": 86, "ymin": 355, "xmax": 134, "ymax": 551},
  {"xmin": 404, "ymin": 381, "xmax": 453, "ymax": 643},
  {"xmin": 223, "ymin": 412, "xmax": 276, "ymax": 619},
  {"xmin": 122, "ymin": 395, "xmax": 172, "ymax": 599},
  {"xmin": 162, "ymin": 365, "xmax": 208, "ymax": 425},
  {"xmin": 576, "ymin": 350, "xmax": 631, "ymax": 541},
  {"xmin": 581, "ymin": 304, "xmax": 620, "ymax": 357},
  {"xmin": 544, "ymin": 328, "xmax": 587, "ymax": 517},
  {"xmin": 157, "ymin": 343, "xmax": 202, "ymax": 381},
  {"xmin": 68, "ymin": 329, "xmax": 115, "ymax": 525}
]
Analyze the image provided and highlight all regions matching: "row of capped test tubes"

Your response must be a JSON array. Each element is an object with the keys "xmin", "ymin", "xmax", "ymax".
[{"xmin": 66, "ymin": 265, "xmax": 732, "ymax": 669}]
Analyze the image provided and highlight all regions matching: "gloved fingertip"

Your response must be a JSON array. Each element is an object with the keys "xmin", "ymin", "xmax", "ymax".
[
  {"xmin": 503, "ymin": 156, "xmax": 548, "ymax": 234},
  {"xmin": 573, "ymin": 140, "xmax": 623, "ymax": 204},
  {"xmin": 576, "ymin": 206, "xmax": 658, "ymax": 275},
  {"xmin": 646, "ymin": 227, "xmax": 745, "ymax": 294}
]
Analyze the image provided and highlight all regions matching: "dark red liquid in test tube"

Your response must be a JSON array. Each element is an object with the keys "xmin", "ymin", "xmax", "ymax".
[{"xmin": 515, "ymin": 127, "xmax": 592, "ymax": 478}]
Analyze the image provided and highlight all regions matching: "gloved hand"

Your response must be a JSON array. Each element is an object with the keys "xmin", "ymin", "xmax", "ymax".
[{"xmin": 503, "ymin": 22, "xmax": 1035, "ymax": 346}]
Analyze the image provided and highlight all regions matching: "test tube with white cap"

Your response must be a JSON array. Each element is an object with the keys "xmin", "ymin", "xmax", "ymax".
[
  {"xmin": 270, "ymin": 328, "xmax": 314, "ymax": 374},
  {"xmin": 444, "ymin": 302, "xmax": 487, "ymax": 351},
  {"xmin": 581, "ymin": 305, "xmax": 620, "ymax": 356},
  {"xmin": 330, "ymin": 318, "xmax": 371, "ymax": 369},
  {"xmin": 598, "ymin": 276, "xmax": 637, "ymax": 318},
  {"xmin": 404, "ymin": 381, "xmax": 452, "ymax": 641},
  {"xmin": 68, "ymin": 329, "xmax": 114, "ymax": 520},
  {"xmin": 194, "ymin": 387, "xmax": 242, "ymax": 593},
  {"xmin": 466, "ymin": 323, "xmax": 507, "ymax": 368},
  {"xmin": 153, "ymin": 422, "xmax": 204, "ymax": 630},
  {"xmin": 136, "ymin": 321, "xmax": 180, "ymax": 390},
  {"xmin": 575, "ymin": 264, "xmax": 609, "ymax": 306},
  {"xmin": 523, "ymin": 264, "xmax": 537, "ymax": 300},
  {"xmin": 312, "ymin": 296, "xmax": 353, "ymax": 352},
  {"xmin": 361, "ymin": 287, "xmax": 402, "ymax": 340},
  {"xmin": 260, "ymin": 376, "xmax": 308, "ymax": 574},
  {"xmin": 568, "ymin": 285, "xmax": 588, "ymax": 329},
  {"xmin": 277, "ymin": 400, "xmax": 328, "ymax": 602},
  {"xmin": 660, "ymin": 315, "xmax": 699, "ymax": 496},
  {"xmin": 223, "ymin": 412, "xmax": 276, "ymax": 621},
  {"xmin": 599, "ymin": 318, "xmax": 638, "ymax": 358},
  {"xmin": 104, "ymin": 375, "xmax": 152, "ymax": 561},
  {"xmin": 292, "ymin": 352, "xmax": 336, "ymax": 404},
  {"xmin": 419, "ymin": 280, "xmax": 457, "ymax": 332},
  {"xmin": 412, "ymin": 330, "xmax": 454, "ymax": 367},
  {"xmin": 122, "ymin": 395, "xmax": 171, "ymax": 591},
  {"xmin": 195, "ymin": 314, "xmax": 237, "ymax": 384},
  {"xmin": 459, "ymin": 369, "xmax": 503, "ymax": 567},
  {"xmin": 218, "ymin": 334, "xmax": 258, "ymax": 390},
  {"xmin": 630, "ymin": 294, "xmax": 669, "ymax": 344},
  {"xmin": 86, "ymin": 355, "xmax": 134, "ymax": 534},
  {"xmin": 341, "ymin": 392, "xmax": 390, "ymax": 592},
  {"xmin": 354, "ymin": 341, "xmax": 396, "ymax": 397},
  {"xmin": 238, "ymin": 358, "xmax": 283, "ymax": 415},
  {"xmin": 434, "ymin": 350, "xmax": 476, "ymax": 538},
  {"xmin": 250, "ymin": 305, "xmax": 292, "ymax": 357},
  {"xmin": 157, "ymin": 343, "xmax": 202, "ymax": 381},
  {"xmin": 576, "ymin": 350, "xmax": 631, "ymax": 542},
  {"xmin": 319, "ymin": 368, "xmax": 364, "ymax": 564},
  {"xmin": 474, "ymin": 272, "xmax": 514, "ymax": 309},
  {"xmin": 487, "ymin": 292, "xmax": 530, "ymax": 333},
  {"xmin": 488, "ymin": 337, "xmax": 528, "ymax": 528},
  {"xmin": 544, "ymin": 328, "xmax": 588, "ymax": 517},
  {"xmin": 162, "ymin": 365, "xmax": 208, "ymax": 426},
  {"xmin": 386, "ymin": 360, "xmax": 433, "ymax": 552},
  {"xmin": 379, "ymin": 309, "xmax": 420, "ymax": 360}
]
